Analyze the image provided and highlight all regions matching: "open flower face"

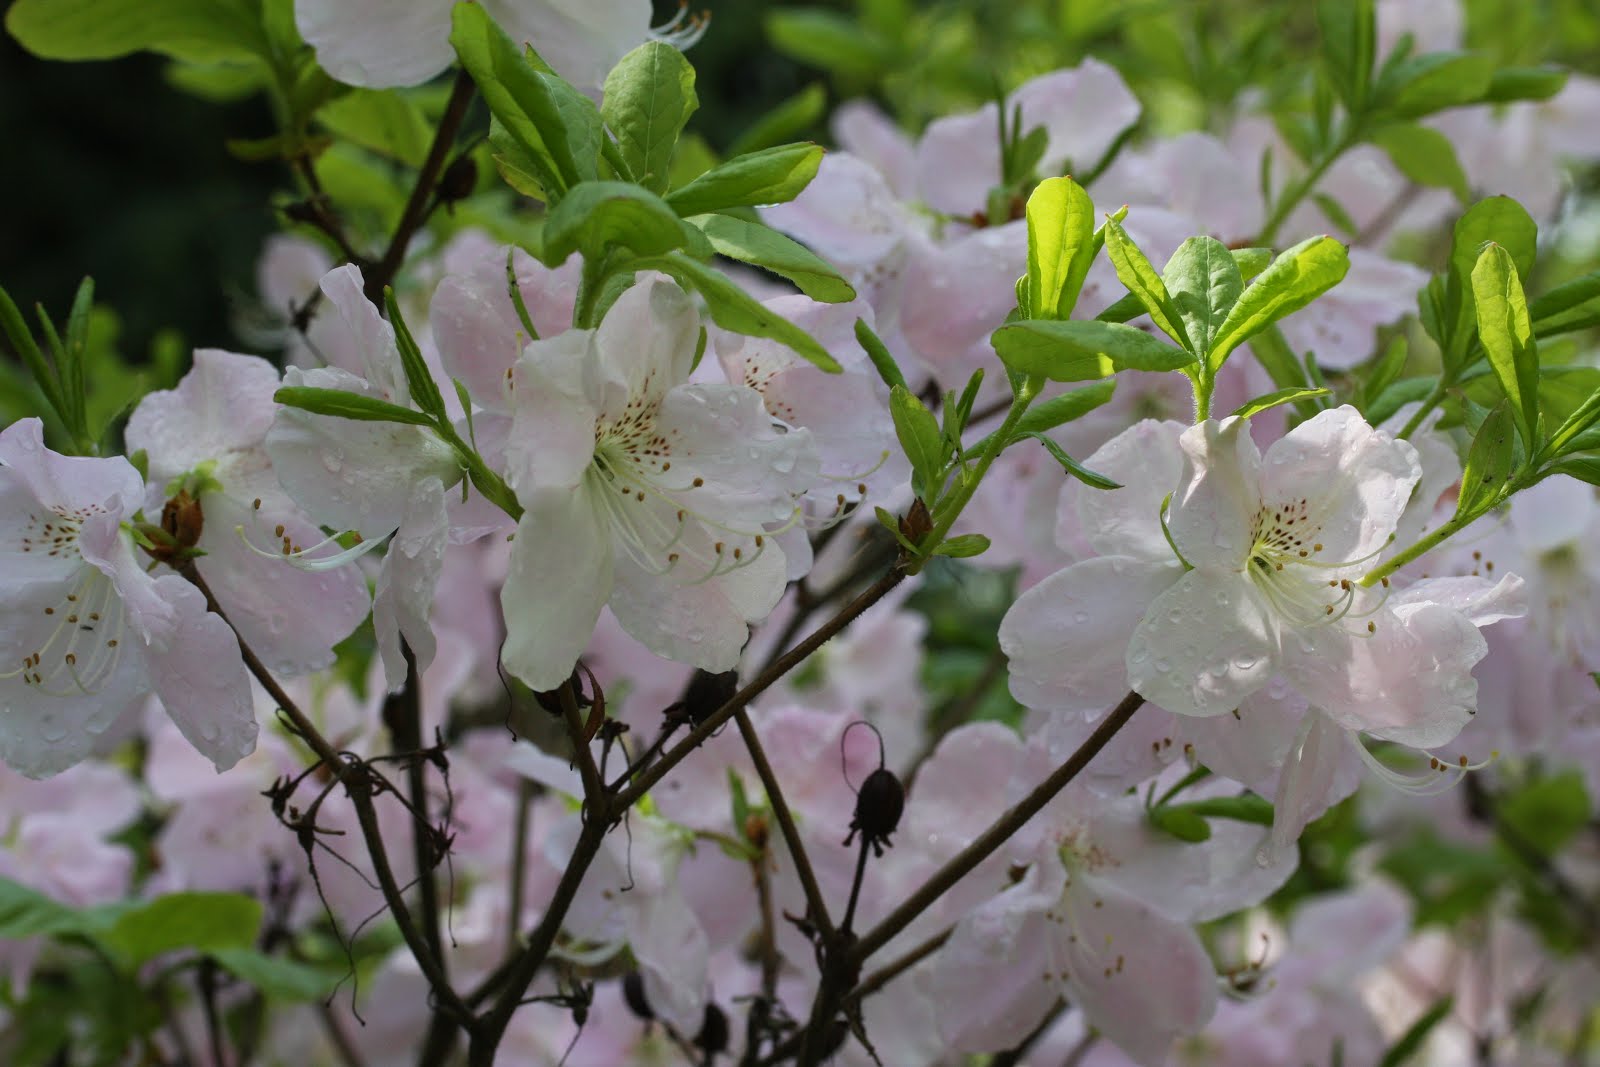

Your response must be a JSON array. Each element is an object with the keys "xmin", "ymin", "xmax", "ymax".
[
  {"xmin": 0, "ymin": 420, "xmax": 256, "ymax": 778},
  {"xmin": 500, "ymin": 281, "xmax": 818, "ymax": 690},
  {"xmin": 1127, "ymin": 407, "xmax": 1515, "ymax": 751}
]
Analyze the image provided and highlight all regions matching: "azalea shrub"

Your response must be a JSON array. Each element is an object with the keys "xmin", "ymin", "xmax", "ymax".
[{"xmin": 3, "ymin": 0, "xmax": 1600, "ymax": 1065}]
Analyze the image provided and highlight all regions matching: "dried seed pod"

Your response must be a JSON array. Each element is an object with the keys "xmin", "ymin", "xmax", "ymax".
[
  {"xmin": 693, "ymin": 1002, "xmax": 729, "ymax": 1056},
  {"xmin": 841, "ymin": 721, "xmax": 904, "ymax": 856}
]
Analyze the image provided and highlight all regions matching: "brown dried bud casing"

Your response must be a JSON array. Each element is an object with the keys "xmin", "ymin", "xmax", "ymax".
[
  {"xmin": 674, "ymin": 669, "xmax": 739, "ymax": 728},
  {"xmin": 898, "ymin": 497, "xmax": 933, "ymax": 545},
  {"xmin": 621, "ymin": 972, "xmax": 653, "ymax": 1021},
  {"xmin": 436, "ymin": 154, "xmax": 478, "ymax": 206},
  {"xmin": 694, "ymin": 1002, "xmax": 730, "ymax": 1055},
  {"xmin": 161, "ymin": 489, "xmax": 205, "ymax": 551},
  {"xmin": 845, "ymin": 766, "xmax": 904, "ymax": 857}
]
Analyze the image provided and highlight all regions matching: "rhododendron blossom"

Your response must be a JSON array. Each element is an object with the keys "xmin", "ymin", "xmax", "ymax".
[{"xmin": 500, "ymin": 280, "xmax": 818, "ymax": 689}]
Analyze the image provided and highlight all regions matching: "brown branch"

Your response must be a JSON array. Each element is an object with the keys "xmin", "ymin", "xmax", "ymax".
[
  {"xmin": 364, "ymin": 71, "xmax": 476, "ymax": 303},
  {"xmin": 616, "ymin": 568, "xmax": 908, "ymax": 809}
]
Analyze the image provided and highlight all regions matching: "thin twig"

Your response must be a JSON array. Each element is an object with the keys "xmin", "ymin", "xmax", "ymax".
[
  {"xmin": 617, "ymin": 569, "xmax": 908, "ymax": 809},
  {"xmin": 734, "ymin": 706, "xmax": 836, "ymax": 942},
  {"xmin": 364, "ymin": 71, "xmax": 476, "ymax": 303}
]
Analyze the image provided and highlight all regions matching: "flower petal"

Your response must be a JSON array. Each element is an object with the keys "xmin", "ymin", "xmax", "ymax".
[
  {"xmin": 1001, "ymin": 556, "xmax": 1184, "ymax": 714},
  {"xmin": 125, "ymin": 350, "xmax": 281, "ymax": 479},
  {"xmin": 1071, "ymin": 418, "xmax": 1188, "ymax": 561},
  {"xmin": 500, "ymin": 484, "xmax": 614, "ymax": 691},
  {"xmin": 294, "ymin": 0, "xmax": 453, "ymax": 89},
  {"xmin": 1259, "ymin": 405, "xmax": 1420, "ymax": 565},
  {"xmin": 1167, "ymin": 416, "xmax": 1262, "ymax": 569},
  {"xmin": 146, "ymin": 576, "xmax": 258, "ymax": 773},
  {"xmin": 1126, "ymin": 569, "xmax": 1277, "ymax": 717},
  {"xmin": 373, "ymin": 476, "xmax": 449, "ymax": 692},
  {"xmin": 1055, "ymin": 874, "xmax": 1218, "ymax": 1067}
]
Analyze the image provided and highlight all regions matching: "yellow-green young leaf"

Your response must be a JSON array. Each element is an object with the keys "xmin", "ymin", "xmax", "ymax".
[
  {"xmin": 1102, "ymin": 219, "xmax": 1191, "ymax": 350},
  {"xmin": 1470, "ymin": 244, "xmax": 1540, "ymax": 448},
  {"xmin": 1208, "ymin": 236, "xmax": 1350, "ymax": 371},
  {"xmin": 992, "ymin": 320, "xmax": 1194, "ymax": 382},
  {"xmin": 1162, "ymin": 236, "xmax": 1244, "ymax": 359},
  {"xmin": 666, "ymin": 143, "xmax": 823, "ymax": 217},
  {"xmin": 1454, "ymin": 400, "xmax": 1517, "ymax": 521},
  {"xmin": 602, "ymin": 42, "xmax": 698, "ymax": 194},
  {"xmin": 646, "ymin": 252, "xmax": 841, "ymax": 372},
  {"xmin": 1444, "ymin": 197, "xmax": 1537, "ymax": 367},
  {"xmin": 1025, "ymin": 177, "xmax": 1097, "ymax": 321},
  {"xmin": 889, "ymin": 385, "xmax": 946, "ymax": 496},
  {"xmin": 1231, "ymin": 387, "xmax": 1331, "ymax": 420},
  {"xmin": 6, "ymin": 0, "xmax": 266, "ymax": 62},
  {"xmin": 686, "ymin": 215, "xmax": 855, "ymax": 303},
  {"xmin": 1372, "ymin": 123, "xmax": 1470, "ymax": 203},
  {"xmin": 542, "ymin": 182, "xmax": 708, "ymax": 265},
  {"xmin": 933, "ymin": 533, "xmax": 991, "ymax": 558},
  {"xmin": 1149, "ymin": 806, "xmax": 1211, "ymax": 842}
]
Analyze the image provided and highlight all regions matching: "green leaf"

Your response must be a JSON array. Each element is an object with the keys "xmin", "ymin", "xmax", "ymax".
[
  {"xmin": 1024, "ymin": 177, "xmax": 1098, "ymax": 321},
  {"xmin": 764, "ymin": 9, "xmax": 895, "ymax": 78},
  {"xmin": 274, "ymin": 386, "xmax": 437, "ymax": 427},
  {"xmin": 890, "ymin": 385, "xmax": 946, "ymax": 496},
  {"xmin": 933, "ymin": 534, "xmax": 991, "ymax": 558},
  {"xmin": 1530, "ymin": 269, "xmax": 1600, "ymax": 338},
  {"xmin": 1149, "ymin": 805, "xmax": 1212, "ymax": 843},
  {"xmin": 1208, "ymin": 235, "xmax": 1351, "ymax": 371},
  {"xmin": 727, "ymin": 84, "xmax": 827, "ymax": 157},
  {"xmin": 1480, "ymin": 66, "xmax": 1568, "ymax": 104},
  {"xmin": 602, "ymin": 42, "xmax": 698, "ymax": 194},
  {"xmin": 1102, "ymin": 219, "xmax": 1191, "ymax": 350},
  {"xmin": 666, "ymin": 143, "xmax": 824, "ymax": 218},
  {"xmin": 1371, "ymin": 123, "xmax": 1470, "ymax": 203},
  {"xmin": 100, "ymin": 892, "xmax": 262, "ymax": 965},
  {"xmin": 1379, "ymin": 996, "xmax": 1454, "ymax": 1067},
  {"xmin": 0, "ymin": 286, "xmax": 68, "ymax": 435},
  {"xmin": 1454, "ymin": 400, "xmax": 1517, "ymax": 521},
  {"xmin": 1375, "ymin": 51, "xmax": 1496, "ymax": 119},
  {"xmin": 385, "ymin": 289, "xmax": 447, "ymax": 422},
  {"xmin": 1547, "ymin": 455, "xmax": 1600, "ymax": 487},
  {"xmin": 1232, "ymin": 387, "xmax": 1332, "ymax": 419},
  {"xmin": 1470, "ymin": 244, "xmax": 1540, "ymax": 448},
  {"xmin": 686, "ymin": 214, "xmax": 855, "ymax": 303},
  {"xmin": 1316, "ymin": 0, "xmax": 1376, "ymax": 112},
  {"xmin": 450, "ymin": 4, "xmax": 600, "ymax": 197},
  {"xmin": 855, "ymin": 318, "xmax": 908, "ymax": 392},
  {"xmin": 1361, "ymin": 336, "xmax": 1410, "ymax": 409},
  {"xmin": 1542, "ymin": 387, "xmax": 1600, "ymax": 460},
  {"xmin": 1445, "ymin": 196, "xmax": 1537, "ymax": 367},
  {"xmin": 0, "ymin": 878, "xmax": 107, "ymax": 940},
  {"xmin": 542, "ymin": 181, "xmax": 707, "ymax": 264},
  {"xmin": 1021, "ymin": 432, "xmax": 1122, "ymax": 490},
  {"xmin": 317, "ymin": 90, "xmax": 432, "ymax": 166},
  {"xmin": 992, "ymin": 320, "xmax": 1195, "ymax": 382},
  {"xmin": 1232, "ymin": 247, "xmax": 1274, "ymax": 283},
  {"xmin": 1013, "ymin": 380, "xmax": 1117, "ymax": 437},
  {"xmin": 5, "ymin": 0, "xmax": 266, "ymax": 62},
  {"xmin": 1174, "ymin": 794, "xmax": 1275, "ymax": 825},
  {"xmin": 1498, "ymin": 771, "xmax": 1590, "ymax": 855},
  {"xmin": 1162, "ymin": 236, "xmax": 1244, "ymax": 359},
  {"xmin": 645, "ymin": 252, "xmax": 841, "ymax": 372},
  {"xmin": 209, "ymin": 948, "xmax": 341, "ymax": 1001}
]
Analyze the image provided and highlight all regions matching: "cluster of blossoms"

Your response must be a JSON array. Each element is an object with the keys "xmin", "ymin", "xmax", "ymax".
[{"xmin": 3, "ymin": 0, "xmax": 1600, "ymax": 1064}]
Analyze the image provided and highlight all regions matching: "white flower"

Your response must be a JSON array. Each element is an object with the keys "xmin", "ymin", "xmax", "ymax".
[
  {"xmin": 499, "ymin": 280, "xmax": 818, "ymax": 689},
  {"xmin": 0, "ymin": 420, "xmax": 256, "ymax": 778},
  {"xmin": 295, "ymin": 0, "xmax": 706, "ymax": 93}
]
